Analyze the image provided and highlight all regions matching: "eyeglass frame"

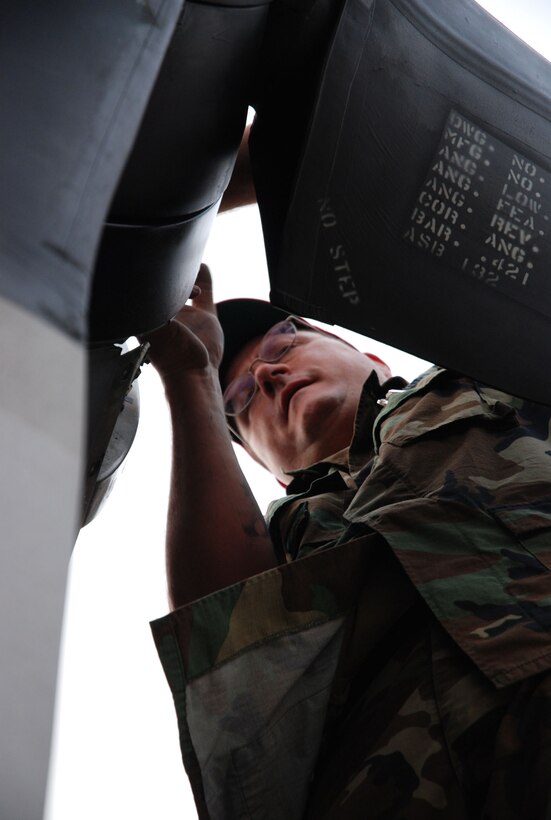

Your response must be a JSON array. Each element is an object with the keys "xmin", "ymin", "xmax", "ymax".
[{"xmin": 223, "ymin": 317, "xmax": 306, "ymax": 418}]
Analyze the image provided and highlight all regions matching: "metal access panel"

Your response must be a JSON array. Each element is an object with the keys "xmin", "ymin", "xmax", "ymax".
[
  {"xmin": 0, "ymin": 3, "xmax": 184, "ymax": 818},
  {"xmin": 268, "ymin": 0, "xmax": 551, "ymax": 404}
]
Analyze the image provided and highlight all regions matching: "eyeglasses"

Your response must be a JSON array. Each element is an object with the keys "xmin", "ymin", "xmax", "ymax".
[{"xmin": 223, "ymin": 319, "xmax": 298, "ymax": 416}]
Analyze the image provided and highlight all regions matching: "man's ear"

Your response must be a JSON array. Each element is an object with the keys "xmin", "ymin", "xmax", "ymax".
[{"xmin": 364, "ymin": 352, "xmax": 392, "ymax": 381}]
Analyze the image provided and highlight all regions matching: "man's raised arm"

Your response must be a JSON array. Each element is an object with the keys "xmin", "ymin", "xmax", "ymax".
[{"xmin": 145, "ymin": 264, "xmax": 277, "ymax": 610}]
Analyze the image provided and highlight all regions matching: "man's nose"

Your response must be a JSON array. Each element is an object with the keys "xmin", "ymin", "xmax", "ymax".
[{"xmin": 250, "ymin": 360, "xmax": 290, "ymax": 397}]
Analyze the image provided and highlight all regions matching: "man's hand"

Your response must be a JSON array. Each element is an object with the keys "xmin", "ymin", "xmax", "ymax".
[{"xmin": 145, "ymin": 264, "xmax": 224, "ymax": 381}]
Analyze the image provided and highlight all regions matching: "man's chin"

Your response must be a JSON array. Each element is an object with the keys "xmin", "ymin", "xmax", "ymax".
[{"xmin": 298, "ymin": 399, "xmax": 352, "ymax": 457}]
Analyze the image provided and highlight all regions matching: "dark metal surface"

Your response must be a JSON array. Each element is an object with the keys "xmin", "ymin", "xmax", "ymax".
[
  {"xmin": 0, "ymin": 0, "xmax": 184, "ymax": 341},
  {"xmin": 268, "ymin": 0, "xmax": 551, "ymax": 404},
  {"xmin": 90, "ymin": 207, "xmax": 218, "ymax": 342},
  {"xmin": 109, "ymin": 1, "xmax": 270, "ymax": 223},
  {"xmin": 0, "ymin": 4, "xmax": 183, "ymax": 817},
  {"xmin": 82, "ymin": 378, "xmax": 142, "ymax": 527},
  {"xmin": 83, "ymin": 343, "xmax": 150, "ymax": 525}
]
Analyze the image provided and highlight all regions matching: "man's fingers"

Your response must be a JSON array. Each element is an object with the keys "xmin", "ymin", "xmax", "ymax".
[{"xmin": 191, "ymin": 264, "xmax": 215, "ymax": 311}]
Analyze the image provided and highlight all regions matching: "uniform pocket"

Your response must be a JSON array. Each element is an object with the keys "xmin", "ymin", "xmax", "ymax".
[{"xmin": 491, "ymin": 503, "xmax": 551, "ymax": 572}]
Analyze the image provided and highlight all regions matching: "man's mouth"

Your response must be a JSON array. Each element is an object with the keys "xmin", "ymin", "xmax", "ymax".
[{"xmin": 281, "ymin": 380, "xmax": 310, "ymax": 417}]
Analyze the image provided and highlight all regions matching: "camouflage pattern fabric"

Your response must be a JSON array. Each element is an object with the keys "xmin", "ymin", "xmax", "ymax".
[
  {"xmin": 346, "ymin": 367, "xmax": 551, "ymax": 688},
  {"xmin": 306, "ymin": 608, "xmax": 551, "ymax": 819},
  {"xmin": 151, "ymin": 534, "xmax": 396, "ymax": 820},
  {"xmin": 151, "ymin": 367, "xmax": 551, "ymax": 818}
]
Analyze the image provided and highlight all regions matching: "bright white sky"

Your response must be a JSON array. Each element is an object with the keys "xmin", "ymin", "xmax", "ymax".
[{"xmin": 47, "ymin": 4, "xmax": 551, "ymax": 818}]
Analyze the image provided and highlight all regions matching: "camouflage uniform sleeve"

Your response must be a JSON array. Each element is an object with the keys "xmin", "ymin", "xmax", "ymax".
[
  {"xmin": 150, "ymin": 450, "xmax": 374, "ymax": 817},
  {"xmin": 150, "ymin": 535, "xmax": 385, "ymax": 820}
]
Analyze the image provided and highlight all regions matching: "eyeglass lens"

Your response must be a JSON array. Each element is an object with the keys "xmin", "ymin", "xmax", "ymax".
[{"xmin": 223, "ymin": 320, "xmax": 296, "ymax": 416}]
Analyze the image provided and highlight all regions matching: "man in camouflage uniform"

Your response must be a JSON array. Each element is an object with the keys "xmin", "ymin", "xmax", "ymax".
[{"xmin": 147, "ymin": 264, "xmax": 551, "ymax": 820}]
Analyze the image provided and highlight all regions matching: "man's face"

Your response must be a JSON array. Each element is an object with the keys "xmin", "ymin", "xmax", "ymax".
[{"xmin": 226, "ymin": 327, "xmax": 391, "ymax": 483}]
